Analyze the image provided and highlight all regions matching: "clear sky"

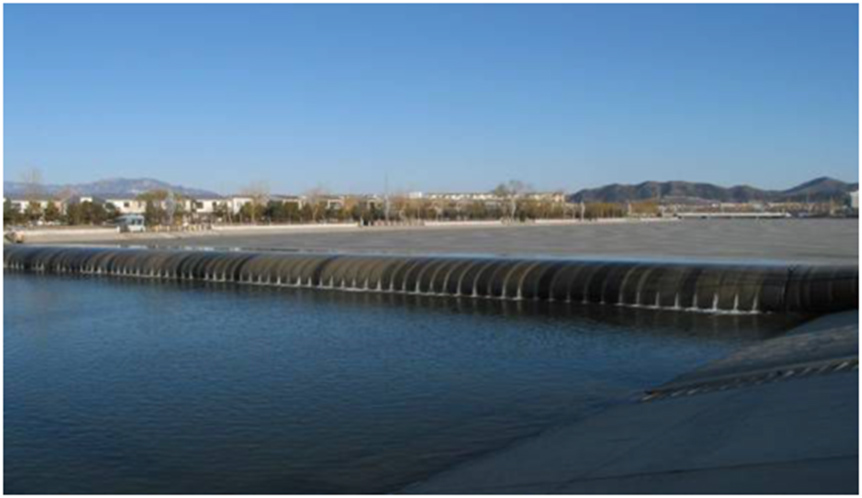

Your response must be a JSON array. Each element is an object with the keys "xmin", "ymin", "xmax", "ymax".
[{"xmin": 5, "ymin": 4, "xmax": 858, "ymax": 195}]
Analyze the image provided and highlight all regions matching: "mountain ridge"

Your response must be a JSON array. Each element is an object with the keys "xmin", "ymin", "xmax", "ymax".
[
  {"xmin": 568, "ymin": 177, "xmax": 858, "ymax": 204},
  {"xmin": 3, "ymin": 177, "xmax": 221, "ymax": 199}
]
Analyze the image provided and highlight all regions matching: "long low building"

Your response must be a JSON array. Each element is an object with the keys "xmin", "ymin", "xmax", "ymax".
[{"xmin": 675, "ymin": 212, "xmax": 792, "ymax": 219}]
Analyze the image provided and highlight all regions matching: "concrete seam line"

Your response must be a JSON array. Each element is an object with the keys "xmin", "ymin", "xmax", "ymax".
[
  {"xmin": 643, "ymin": 356, "xmax": 860, "ymax": 402},
  {"xmin": 557, "ymin": 453, "xmax": 860, "ymax": 487},
  {"xmin": 407, "ymin": 454, "xmax": 859, "ymax": 494}
]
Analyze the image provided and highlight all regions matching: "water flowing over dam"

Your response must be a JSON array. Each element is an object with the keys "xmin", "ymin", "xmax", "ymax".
[{"xmin": 4, "ymin": 245, "xmax": 858, "ymax": 314}]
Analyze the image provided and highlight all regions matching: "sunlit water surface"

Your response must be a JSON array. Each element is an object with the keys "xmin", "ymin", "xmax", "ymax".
[{"xmin": 4, "ymin": 273, "xmax": 799, "ymax": 493}]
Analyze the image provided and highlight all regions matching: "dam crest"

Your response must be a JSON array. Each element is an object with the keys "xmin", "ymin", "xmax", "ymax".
[{"xmin": 4, "ymin": 246, "xmax": 857, "ymax": 315}]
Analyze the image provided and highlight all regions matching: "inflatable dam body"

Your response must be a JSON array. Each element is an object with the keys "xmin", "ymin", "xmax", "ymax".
[{"xmin": 4, "ymin": 245, "xmax": 858, "ymax": 315}]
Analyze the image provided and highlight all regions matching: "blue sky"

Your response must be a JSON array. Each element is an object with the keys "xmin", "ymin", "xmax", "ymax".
[{"xmin": 5, "ymin": 4, "xmax": 858, "ymax": 194}]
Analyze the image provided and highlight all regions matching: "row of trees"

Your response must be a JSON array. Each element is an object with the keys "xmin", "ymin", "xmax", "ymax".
[
  {"xmin": 4, "ymin": 199, "xmax": 120, "ymax": 226},
  {"xmin": 231, "ymin": 197, "xmax": 661, "ymax": 224},
  {"xmin": 138, "ymin": 190, "xmax": 189, "ymax": 227},
  {"xmin": 4, "ymin": 196, "xmax": 661, "ymax": 228},
  {"xmin": 238, "ymin": 199, "xmax": 384, "ymax": 224}
]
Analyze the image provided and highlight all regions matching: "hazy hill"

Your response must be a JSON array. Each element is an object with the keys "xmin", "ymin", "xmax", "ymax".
[
  {"xmin": 569, "ymin": 177, "xmax": 858, "ymax": 204},
  {"xmin": 779, "ymin": 177, "xmax": 858, "ymax": 201},
  {"xmin": 3, "ymin": 177, "xmax": 221, "ymax": 199}
]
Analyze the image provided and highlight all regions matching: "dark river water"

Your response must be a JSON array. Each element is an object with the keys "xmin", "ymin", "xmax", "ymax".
[{"xmin": 4, "ymin": 273, "xmax": 800, "ymax": 493}]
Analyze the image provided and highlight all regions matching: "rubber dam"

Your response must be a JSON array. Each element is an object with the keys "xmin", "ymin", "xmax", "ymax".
[{"xmin": 5, "ymin": 245, "xmax": 857, "ymax": 315}]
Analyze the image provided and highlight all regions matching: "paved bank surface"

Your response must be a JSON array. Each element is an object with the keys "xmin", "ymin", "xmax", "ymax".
[
  {"xmin": 403, "ymin": 312, "xmax": 859, "ymax": 494},
  {"xmin": 29, "ymin": 219, "xmax": 859, "ymax": 265}
]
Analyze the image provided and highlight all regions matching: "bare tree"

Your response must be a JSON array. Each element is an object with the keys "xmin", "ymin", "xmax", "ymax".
[
  {"xmin": 389, "ymin": 190, "xmax": 410, "ymax": 221},
  {"xmin": 20, "ymin": 168, "xmax": 44, "ymax": 203},
  {"xmin": 492, "ymin": 179, "xmax": 532, "ymax": 220},
  {"xmin": 240, "ymin": 181, "xmax": 270, "ymax": 223},
  {"xmin": 303, "ymin": 186, "xmax": 328, "ymax": 223},
  {"xmin": 429, "ymin": 198, "xmax": 444, "ymax": 221},
  {"xmin": 56, "ymin": 187, "xmax": 76, "ymax": 204}
]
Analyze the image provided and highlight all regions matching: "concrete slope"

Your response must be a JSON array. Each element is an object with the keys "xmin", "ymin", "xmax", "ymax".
[{"xmin": 403, "ymin": 316, "xmax": 859, "ymax": 494}]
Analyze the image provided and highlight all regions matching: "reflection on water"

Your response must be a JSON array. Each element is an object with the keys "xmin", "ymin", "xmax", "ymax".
[{"xmin": 5, "ymin": 274, "xmax": 798, "ymax": 494}]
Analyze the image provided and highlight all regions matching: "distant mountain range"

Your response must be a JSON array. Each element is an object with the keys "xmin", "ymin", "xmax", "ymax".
[
  {"xmin": 568, "ymin": 177, "xmax": 858, "ymax": 204},
  {"xmin": 3, "ymin": 175, "xmax": 857, "ymax": 204},
  {"xmin": 3, "ymin": 177, "xmax": 221, "ymax": 199}
]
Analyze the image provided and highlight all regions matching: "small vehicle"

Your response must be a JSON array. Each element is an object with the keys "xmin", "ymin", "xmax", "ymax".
[{"xmin": 116, "ymin": 214, "xmax": 146, "ymax": 233}]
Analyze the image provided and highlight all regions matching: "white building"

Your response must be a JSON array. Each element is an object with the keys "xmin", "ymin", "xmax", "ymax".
[
  {"xmin": 850, "ymin": 191, "xmax": 858, "ymax": 210},
  {"xmin": 271, "ymin": 195, "xmax": 304, "ymax": 210},
  {"xmin": 426, "ymin": 192, "xmax": 499, "ymax": 202},
  {"xmin": 107, "ymin": 197, "xmax": 199, "ymax": 215},
  {"xmin": 4, "ymin": 198, "xmax": 65, "ymax": 214},
  {"xmin": 106, "ymin": 198, "xmax": 147, "ymax": 215},
  {"xmin": 321, "ymin": 195, "xmax": 345, "ymax": 211},
  {"xmin": 523, "ymin": 192, "xmax": 568, "ymax": 203},
  {"xmin": 421, "ymin": 191, "xmax": 568, "ymax": 205},
  {"xmin": 191, "ymin": 198, "xmax": 225, "ymax": 215},
  {"xmin": 4, "ymin": 198, "xmax": 25, "ymax": 212},
  {"xmin": 227, "ymin": 196, "xmax": 254, "ymax": 215}
]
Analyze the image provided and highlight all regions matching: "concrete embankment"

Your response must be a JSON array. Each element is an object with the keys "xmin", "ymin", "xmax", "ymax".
[
  {"xmin": 403, "ymin": 312, "xmax": 859, "ymax": 494},
  {"xmin": 4, "ymin": 222, "xmax": 363, "ymax": 244},
  {"xmin": 4, "ymin": 245, "xmax": 858, "ymax": 314}
]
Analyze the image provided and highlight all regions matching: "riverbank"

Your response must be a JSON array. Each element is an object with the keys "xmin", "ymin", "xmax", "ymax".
[
  {"xmin": 10, "ymin": 218, "xmax": 857, "ymax": 265},
  {"xmin": 402, "ymin": 311, "xmax": 859, "ymax": 494},
  {"xmin": 4, "ymin": 217, "xmax": 671, "ymax": 245}
]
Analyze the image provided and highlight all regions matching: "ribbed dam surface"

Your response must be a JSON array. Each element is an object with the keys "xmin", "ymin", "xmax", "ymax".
[{"xmin": 5, "ymin": 245, "xmax": 857, "ymax": 314}]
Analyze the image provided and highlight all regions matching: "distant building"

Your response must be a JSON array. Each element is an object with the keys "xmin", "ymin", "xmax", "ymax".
[
  {"xmin": 191, "ymin": 198, "xmax": 225, "ymax": 215},
  {"xmin": 69, "ymin": 195, "xmax": 97, "ymax": 205},
  {"xmin": 675, "ymin": 211, "xmax": 791, "ymax": 220},
  {"xmin": 523, "ymin": 191, "xmax": 568, "ymax": 203},
  {"xmin": 321, "ymin": 195, "xmax": 345, "ymax": 211},
  {"xmin": 272, "ymin": 195, "xmax": 304, "ymax": 210},
  {"xmin": 850, "ymin": 191, "xmax": 858, "ymax": 210},
  {"xmin": 227, "ymin": 196, "xmax": 254, "ymax": 215},
  {"xmin": 363, "ymin": 195, "xmax": 385, "ymax": 211},
  {"xmin": 4, "ymin": 198, "xmax": 65, "ymax": 215},
  {"xmin": 426, "ymin": 192, "xmax": 499, "ymax": 202},
  {"xmin": 106, "ymin": 198, "xmax": 147, "ymax": 215},
  {"xmin": 3, "ymin": 198, "xmax": 26, "ymax": 212}
]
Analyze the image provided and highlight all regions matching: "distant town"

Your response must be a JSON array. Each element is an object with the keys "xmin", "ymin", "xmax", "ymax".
[{"xmin": 3, "ymin": 174, "xmax": 858, "ymax": 232}]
